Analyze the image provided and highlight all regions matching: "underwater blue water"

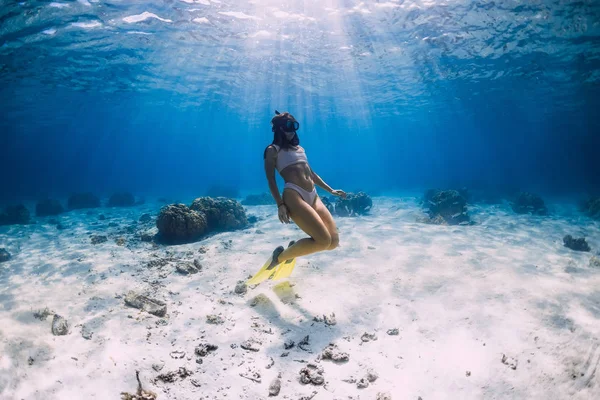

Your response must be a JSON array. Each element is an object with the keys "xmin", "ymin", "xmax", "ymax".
[{"xmin": 1, "ymin": 0, "xmax": 599, "ymax": 202}]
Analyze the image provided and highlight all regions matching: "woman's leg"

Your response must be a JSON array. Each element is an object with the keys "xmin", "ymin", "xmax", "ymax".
[
  {"xmin": 313, "ymin": 196, "xmax": 339, "ymax": 250},
  {"xmin": 277, "ymin": 189, "xmax": 331, "ymax": 262}
]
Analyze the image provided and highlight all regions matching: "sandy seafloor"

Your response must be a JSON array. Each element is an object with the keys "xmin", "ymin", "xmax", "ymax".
[{"xmin": 0, "ymin": 196, "xmax": 599, "ymax": 400}]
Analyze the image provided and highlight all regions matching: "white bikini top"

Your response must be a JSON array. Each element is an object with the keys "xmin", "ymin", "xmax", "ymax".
[{"xmin": 272, "ymin": 144, "xmax": 308, "ymax": 173}]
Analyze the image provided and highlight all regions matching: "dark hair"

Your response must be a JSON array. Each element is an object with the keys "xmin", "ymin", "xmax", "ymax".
[{"xmin": 264, "ymin": 111, "xmax": 299, "ymax": 158}]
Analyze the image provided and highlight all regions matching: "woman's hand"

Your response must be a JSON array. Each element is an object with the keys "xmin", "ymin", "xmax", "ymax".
[
  {"xmin": 331, "ymin": 189, "xmax": 347, "ymax": 199},
  {"xmin": 278, "ymin": 204, "xmax": 291, "ymax": 224}
]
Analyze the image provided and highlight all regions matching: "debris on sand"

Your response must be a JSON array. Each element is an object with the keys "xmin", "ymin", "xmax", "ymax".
[
  {"xmin": 124, "ymin": 291, "xmax": 167, "ymax": 317},
  {"xmin": 155, "ymin": 367, "xmax": 193, "ymax": 383},
  {"xmin": 33, "ymin": 307, "xmax": 54, "ymax": 321},
  {"xmin": 320, "ymin": 343, "xmax": 349, "ymax": 363},
  {"xmin": 51, "ymin": 314, "xmax": 69, "ymax": 335},
  {"xmin": 284, "ymin": 339, "xmax": 295, "ymax": 350},
  {"xmin": 589, "ymin": 256, "xmax": 600, "ymax": 268},
  {"xmin": 501, "ymin": 354, "xmax": 518, "ymax": 370},
  {"xmin": 298, "ymin": 335, "xmax": 311, "ymax": 351},
  {"xmin": 195, "ymin": 343, "xmax": 218, "ymax": 357},
  {"xmin": 116, "ymin": 237, "xmax": 126, "ymax": 246},
  {"xmin": 376, "ymin": 392, "xmax": 392, "ymax": 400},
  {"xmin": 241, "ymin": 338, "xmax": 261, "ymax": 352},
  {"xmin": 361, "ymin": 332, "xmax": 378, "ymax": 342},
  {"xmin": 169, "ymin": 350, "xmax": 185, "ymax": 359},
  {"xmin": 90, "ymin": 235, "xmax": 108, "ymax": 245},
  {"xmin": 387, "ymin": 328, "xmax": 399, "ymax": 336},
  {"xmin": 313, "ymin": 312, "xmax": 337, "ymax": 326},
  {"xmin": 121, "ymin": 371, "xmax": 157, "ymax": 400},
  {"xmin": 206, "ymin": 314, "xmax": 224, "ymax": 324},
  {"xmin": 239, "ymin": 367, "xmax": 261, "ymax": 383},
  {"xmin": 299, "ymin": 363, "xmax": 325, "ymax": 385},
  {"xmin": 268, "ymin": 375, "xmax": 281, "ymax": 396}
]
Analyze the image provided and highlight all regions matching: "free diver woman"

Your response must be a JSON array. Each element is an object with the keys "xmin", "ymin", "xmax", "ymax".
[{"xmin": 248, "ymin": 110, "xmax": 347, "ymax": 284}]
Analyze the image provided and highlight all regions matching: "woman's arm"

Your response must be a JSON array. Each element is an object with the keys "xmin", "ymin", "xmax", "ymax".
[
  {"xmin": 264, "ymin": 146, "xmax": 284, "ymax": 206},
  {"xmin": 311, "ymin": 167, "xmax": 347, "ymax": 198},
  {"xmin": 310, "ymin": 168, "xmax": 333, "ymax": 194}
]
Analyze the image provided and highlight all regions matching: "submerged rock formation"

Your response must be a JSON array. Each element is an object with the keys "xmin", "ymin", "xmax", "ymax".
[
  {"xmin": 36, "ymin": 199, "xmax": 64, "ymax": 217},
  {"xmin": 321, "ymin": 192, "xmax": 373, "ymax": 217},
  {"xmin": 190, "ymin": 197, "xmax": 248, "ymax": 231},
  {"xmin": 422, "ymin": 189, "xmax": 470, "ymax": 225},
  {"xmin": 0, "ymin": 204, "xmax": 30, "ymax": 225},
  {"xmin": 580, "ymin": 197, "xmax": 600, "ymax": 219},
  {"xmin": 563, "ymin": 235, "xmax": 591, "ymax": 252},
  {"xmin": 67, "ymin": 193, "xmax": 100, "ymax": 210},
  {"xmin": 241, "ymin": 193, "xmax": 272, "ymax": 206},
  {"xmin": 511, "ymin": 192, "xmax": 547, "ymax": 215},
  {"xmin": 0, "ymin": 248, "xmax": 10, "ymax": 263},
  {"xmin": 108, "ymin": 192, "xmax": 135, "ymax": 207},
  {"xmin": 334, "ymin": 192, "xmax": 372, "ymax": 217},
  {"xmin": 156, "ymin": 204, "xmax": 208, "ymax": 243}
]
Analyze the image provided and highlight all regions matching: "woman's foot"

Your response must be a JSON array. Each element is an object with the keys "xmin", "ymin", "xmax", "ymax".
[{"xmin": 266, "ymin": 246, "xmax": 285, "ymax": 270}]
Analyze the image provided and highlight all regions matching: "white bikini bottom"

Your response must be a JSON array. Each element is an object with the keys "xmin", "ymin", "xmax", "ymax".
[{"xmin": 284, "ymin": 182, "xmax": 317, "ymax": 205}]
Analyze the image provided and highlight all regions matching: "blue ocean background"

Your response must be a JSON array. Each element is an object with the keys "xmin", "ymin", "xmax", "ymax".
[{"xmin": 1, "ymin": 0, "xmax": 599, "ymax": 203}]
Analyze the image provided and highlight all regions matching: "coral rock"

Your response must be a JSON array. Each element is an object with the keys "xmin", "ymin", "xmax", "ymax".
[{"xmin": 156, "ymin": 204, "xmax": 208, "ymax": 243}]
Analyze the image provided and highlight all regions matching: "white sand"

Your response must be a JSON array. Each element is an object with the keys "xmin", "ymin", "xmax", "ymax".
[{"xmin": 1, "ymin": 196, "xmax": 599, "ymax": 399}]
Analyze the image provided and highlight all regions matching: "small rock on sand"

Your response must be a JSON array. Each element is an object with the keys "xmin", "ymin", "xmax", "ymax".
[
  {"xmin": 366, "ymin": 369, "xmax": 379, "ymax": 382},
  {"xmin": 590, "ymin": 256, "xmax": 600, "ymax": 268},
  {"xmin": 356, "ymin": 377, "xmax": 369, "ymax": 389},
  {"xmin": 124, "ymin": 291, "xmax": 167, "ymax": 317},
  {"xmin": 195, "ymin": 343, "xmax": 218, "ymax": 357},
  {"xmin": 115, "ymin": 237, "xmax": 126, "ymax": 246},
  {"xmin": 387, "ymin": 328, "xmax": 399, "ymax": 336},
  {"xmin": 241, "ymin": 339, "xmax": 261, "ymax": 352},
  {"xmin": 81, "ymin": 325, "xmax": 93, "ymax": 340},
  {"xmin": 299, "ymin": 363, "xmax": 324, "ymax": 385},
  {"xmin": 361, "ymin": 332, "xmax": 378, "ymax": 342},
  {"xmin": 377, "ymin": 392, "xmax": 392, "ymax": 400},
  {"xmin": 206, "ymin": 314, "xmax": 224, "ymax": 324},
  {"xmin": 51, "ymin": 314, "xmax": 69, "ymax": 335},
  {"xmin": 320, "ymin": 343, "xmax": 349, "ymax": 363},
  {"xmin": 0, "ymin": 248, "xmax": 10, "ymax": 263},
  {"xmin": 90, "ymin": 235, "xmax": 108, "ymax": 245},
  {"xmin": 268, "ymin": 377, "xmax": 281, "ymax": 396},
  {"xmin": 234, "ymin": 281, "xmax": 248, "ymax": 295},
  {"xmin": 152, "ymin": 362, "xmax": 165, "ymax": 372},
  {"xmin": 563, "ymin": 235, "xmax": 591, "ymax": 252},
  {"xmin": 176, "ymin": 262, "xmax": 200, "ymax": 275}
]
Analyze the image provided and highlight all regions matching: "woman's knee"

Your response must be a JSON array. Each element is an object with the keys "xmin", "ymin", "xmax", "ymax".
[
  {"xmin": 314, "ymin": 233, "xmax": 332, "ymax": 250},
  {"xmin": 328, "ymin": 235, "xmax": 339, "ymax": 250}
]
